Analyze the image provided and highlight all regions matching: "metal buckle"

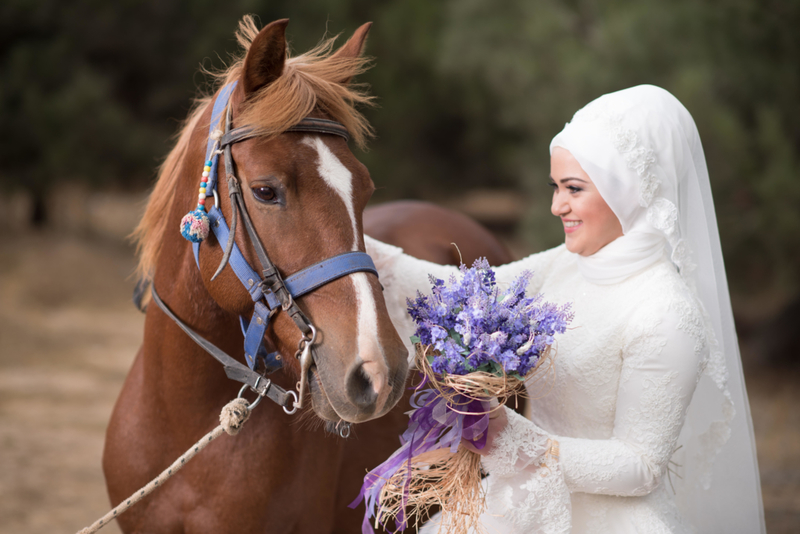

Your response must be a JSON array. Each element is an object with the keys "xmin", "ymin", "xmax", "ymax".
[
  {"xmin": 237, "ymin": 375, "xmax": 270, "ymax": 411},
  {"xmin": 293, "ymin": 324, "xmax": 317, "ymax": 411},
  {"xmin": 281, "ymin": 291, "xmax": 294, "ymax": 312},
  {"xmin": 283, "ymin": 390, "xmax": 299, "ymax": 415},
  {"xmin": 338, "ymin": 422, "xmax": 351, "ymax": 439}
]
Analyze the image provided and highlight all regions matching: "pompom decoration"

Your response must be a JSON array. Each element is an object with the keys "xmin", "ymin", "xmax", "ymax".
[
  {"xmin": 180, "ymin": 209, "xmax": 210, "ymax": 242},
  {"xmin": 179, "ymin": 159, "xmax": 214, "ymax": 242}
]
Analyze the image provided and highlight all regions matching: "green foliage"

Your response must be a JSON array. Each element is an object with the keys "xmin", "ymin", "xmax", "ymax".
[
  {"xmin": 2, "ymin": 0, "xmax": 799, "ymax": 295},
  {"xmin": 2, "ymin": 0, "xmax": 234, "ymax": 193}
]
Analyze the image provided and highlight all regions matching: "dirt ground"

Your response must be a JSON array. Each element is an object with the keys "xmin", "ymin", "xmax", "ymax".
[{"xmin": 1, "ymin": 229, "xmax": 798, "ymax": 534}]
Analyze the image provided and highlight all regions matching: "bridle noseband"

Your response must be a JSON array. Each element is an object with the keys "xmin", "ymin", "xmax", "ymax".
[{"xmin": 152, "ymin": 81, "xmax": 379, "ymax": 423}]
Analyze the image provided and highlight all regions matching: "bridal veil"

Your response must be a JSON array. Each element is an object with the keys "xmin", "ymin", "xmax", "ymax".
[{"xmin": 549, "ymin": 85, "xmax": 765, "ymax": 533}]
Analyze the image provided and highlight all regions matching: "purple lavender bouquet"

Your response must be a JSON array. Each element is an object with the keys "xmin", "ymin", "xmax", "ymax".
[{"xmin": 351, "ymin": 259, "xmax": 572, "ymax": 534}]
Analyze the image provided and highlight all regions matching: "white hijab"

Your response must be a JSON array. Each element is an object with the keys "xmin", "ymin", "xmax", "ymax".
[{"xmin": 550, "ymin": 85, "xmax": 765, "ymax": 533}]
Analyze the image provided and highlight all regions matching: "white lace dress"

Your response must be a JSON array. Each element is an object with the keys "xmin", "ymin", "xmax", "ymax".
[{"xmin": 368, "ymin": 238, "xmax": 709, "ymax": 534}]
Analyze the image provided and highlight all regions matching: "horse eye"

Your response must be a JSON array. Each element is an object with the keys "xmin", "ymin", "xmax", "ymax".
[{"xmin": 252, "ymin": 186, "xmax": 277, "ymax": 203}]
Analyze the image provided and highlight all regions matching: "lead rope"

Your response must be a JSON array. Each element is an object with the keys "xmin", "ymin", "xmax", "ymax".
[{"xmin": 76, "ymin": 396, "xmax": 255, "ymax": 534}]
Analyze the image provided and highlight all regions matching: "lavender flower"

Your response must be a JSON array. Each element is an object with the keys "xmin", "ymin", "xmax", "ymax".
[{"xmin": 407, "ymin": 259, "xmax": 573, "ymax": 379}]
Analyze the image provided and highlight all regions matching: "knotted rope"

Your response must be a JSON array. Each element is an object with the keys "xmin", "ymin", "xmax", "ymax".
[{"xmin": 77, "ymin": 397, "xmax": 252, "ymax": 534}]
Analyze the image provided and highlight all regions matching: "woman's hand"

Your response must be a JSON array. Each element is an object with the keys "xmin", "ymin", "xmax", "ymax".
[{"xmin": 462, "ymin": 402, "xmax": 508, "ymax": 456}]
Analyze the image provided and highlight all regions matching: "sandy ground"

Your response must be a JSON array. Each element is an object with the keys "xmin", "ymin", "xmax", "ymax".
[
  {"xmin": 0, "ymin": 231, "xmax": 135, "ymax": 534},
  {"xmin": 0, "ymin": 229, "xmax": 798, "ymax": 534}
]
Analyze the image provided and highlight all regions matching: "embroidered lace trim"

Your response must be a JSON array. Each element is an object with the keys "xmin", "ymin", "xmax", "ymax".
[
  {"xmin": 483, "ymin": 409, "xmax": 571, "ymax": 533},
  {"xmin": 482, "ymin": 408, "xmax": 551, "ymax": 476}
]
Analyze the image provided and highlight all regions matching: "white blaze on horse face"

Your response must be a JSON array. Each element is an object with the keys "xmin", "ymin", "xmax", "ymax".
[
  {"xmin": 301, "ymin": 136, "xmax": 358, "ymax": 250},
  {"xmin": 302, "ymin": 136, "xmax": 388, "ymax": 396}
]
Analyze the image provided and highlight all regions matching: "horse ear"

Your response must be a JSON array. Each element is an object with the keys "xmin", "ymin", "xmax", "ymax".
[
  {"xmin": 332, "ymin": 22, "xmax": 372, "ymax": 84},
  {"xmin": 242, "ymin": 19, "xmax": 289, "ymax": 95}
]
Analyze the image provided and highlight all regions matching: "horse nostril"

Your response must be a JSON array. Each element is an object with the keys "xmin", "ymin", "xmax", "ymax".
[{"xmin": 345, "ymin": 361, "xmax": 379, "ymax": 414}]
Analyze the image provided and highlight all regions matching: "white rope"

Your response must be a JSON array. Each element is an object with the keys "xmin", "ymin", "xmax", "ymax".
[
  {"xmin": 77, "ymin": 398, "xmax": 252, "ymax": 534},
  {"xmin": 210, "ymin": 128, "xmax": 225, "ymax": 156}
]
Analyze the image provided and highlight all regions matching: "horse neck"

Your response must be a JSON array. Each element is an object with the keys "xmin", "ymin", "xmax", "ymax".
[
  {"xmin": 143, "ymin": 239, "xmax": 234, "ymax": 400},
  {"xmin": 141, "ymin": 143, "xmax": 258, "ymax": 413}
]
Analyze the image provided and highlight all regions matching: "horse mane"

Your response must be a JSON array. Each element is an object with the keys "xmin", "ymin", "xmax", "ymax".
[{"xmin": 132, "ymin": 15, "xmax": 375, "ymax": 281}]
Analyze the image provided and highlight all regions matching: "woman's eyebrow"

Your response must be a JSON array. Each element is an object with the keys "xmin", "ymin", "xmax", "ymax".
[{"xmin": 549, "ymin": 176, "xmax": 588, "ymax": 184}]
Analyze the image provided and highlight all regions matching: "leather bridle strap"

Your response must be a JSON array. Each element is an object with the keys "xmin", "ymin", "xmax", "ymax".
[
  {"xmin": 222, "ymin": 105, "xmax": 313, "ymax": 338},
  {"xmin": 219, "ymin": 117, "xmax": 350, "ymax": 147},
  {"xmin": 150, "ymin": 283, "xmax": 297, "ymax": 412}
]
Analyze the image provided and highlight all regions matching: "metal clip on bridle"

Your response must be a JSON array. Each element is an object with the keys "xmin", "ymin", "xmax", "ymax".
[
  {"xmin": 238, "ymin": 376, "xmax": 268, "ymax": 410},
  {"xmin": 338, "ymin": 422, "xmax": 351, "ymax": 439},
  {"xmin": 293, "ymin": 324, "xmax": 317, "ymax": 410}
]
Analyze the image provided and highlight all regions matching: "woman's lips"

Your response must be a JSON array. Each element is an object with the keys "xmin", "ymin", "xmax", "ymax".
[{"xmin": 563, "ymin": 220, "xmax": 582, "ymax": 234}]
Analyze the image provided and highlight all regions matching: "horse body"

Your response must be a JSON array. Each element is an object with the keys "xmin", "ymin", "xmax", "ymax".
[
  {"xmin": 364, "ymin": 200, "xmax": 513, "ymax": 265},
  {"xmin": 104, "ymin": 17, "xmax": 513, "ymax": 533}
]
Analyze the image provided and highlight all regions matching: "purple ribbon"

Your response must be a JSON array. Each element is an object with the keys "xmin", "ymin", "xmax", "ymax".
[{"xmin": 349, "ymin": 388, "xmax": 490, "ymax": 534}]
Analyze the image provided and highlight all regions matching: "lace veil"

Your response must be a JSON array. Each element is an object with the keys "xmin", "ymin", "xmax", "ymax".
[{"xmin": 549, "ymin": 85, "xmax": 765, "ymax": 532}]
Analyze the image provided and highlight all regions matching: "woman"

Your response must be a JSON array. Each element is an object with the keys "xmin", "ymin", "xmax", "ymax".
[{"xmin": 365, "ymin": 85, "xmax": 765, "ymax": 533}]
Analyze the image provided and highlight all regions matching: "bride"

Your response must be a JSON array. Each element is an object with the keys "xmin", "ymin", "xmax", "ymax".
[{"xmin": 365, "ymin": 85, "xmax": 765, "ymax": 533}]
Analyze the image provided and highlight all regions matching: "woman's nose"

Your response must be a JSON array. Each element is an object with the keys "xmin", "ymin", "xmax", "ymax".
[{"xmin": 551, "ymin": 192, "xmax": 569, "ymax": 216}]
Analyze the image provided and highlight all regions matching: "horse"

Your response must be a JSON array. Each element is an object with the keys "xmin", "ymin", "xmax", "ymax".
[{"xmin": 103, "ymin": 16, "xmax": 513, "ymax": 533}]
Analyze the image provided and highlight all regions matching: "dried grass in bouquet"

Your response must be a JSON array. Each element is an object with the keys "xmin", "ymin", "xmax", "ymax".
[{"xmin": 350, "ymin": 259, "xmax": 572, "ymax": 534}]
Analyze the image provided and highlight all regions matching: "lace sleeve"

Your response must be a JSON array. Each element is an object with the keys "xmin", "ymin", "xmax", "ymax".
[
  {"xmin": 364, "ymin": 236, "xmax": 460, "ymax": 360},
  {"xmin": 480, "ymin": 409, "xmax": 572, "ymax": 534},
  {"xmin": 364, "ymin": 236, "xmax": 565, "ymax": 360},
  {"xmin": 556, "ymin": 298, "xmax": 705, "ymax": 496},
  {"xmin": 493, "ymin": 244, "xmax": 566, "ymax": 293}
]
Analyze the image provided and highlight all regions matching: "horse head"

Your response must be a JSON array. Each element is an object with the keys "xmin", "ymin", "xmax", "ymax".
[{"xmin": 139, "ymin": 18, "xmax": 408, "ymax": 425}]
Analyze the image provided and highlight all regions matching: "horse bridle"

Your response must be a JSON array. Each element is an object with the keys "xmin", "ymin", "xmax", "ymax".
[{"xmin": 150, "ymin": 82, "xmax": 379, "ymax": 429}]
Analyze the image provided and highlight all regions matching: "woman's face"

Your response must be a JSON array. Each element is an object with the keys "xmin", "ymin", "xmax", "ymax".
[{"xmin": 550, "ymin": 147, "xmax": 623, "ymax": 256}]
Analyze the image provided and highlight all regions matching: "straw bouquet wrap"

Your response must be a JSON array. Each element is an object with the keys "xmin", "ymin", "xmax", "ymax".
[{"xmin": 350, "ymin": 259, "xmax": 573, "ymax": 534}]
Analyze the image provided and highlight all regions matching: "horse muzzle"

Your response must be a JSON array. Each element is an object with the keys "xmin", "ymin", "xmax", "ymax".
[{"xmin": 308, "ymin": 346, "xmax": 408, "ymax": 424}]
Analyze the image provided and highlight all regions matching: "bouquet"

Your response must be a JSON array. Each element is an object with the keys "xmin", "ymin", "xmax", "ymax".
[{"xmin": 350, "ymin": 259, "xmax": 573, "ymax": 534}]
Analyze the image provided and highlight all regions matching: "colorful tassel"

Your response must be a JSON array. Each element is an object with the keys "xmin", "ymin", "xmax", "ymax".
[
  {"xmin": 180, "ymin": 159, "xmax": 214, "ymax": 242},
  {"xmin": 180, "ymin": 209, "xmax": 210, "ymax": 242}
]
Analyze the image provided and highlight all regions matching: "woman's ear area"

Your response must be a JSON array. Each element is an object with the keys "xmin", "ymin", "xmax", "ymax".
[
  {"xmin": 242, "ymin": 19, "xmax": 289, "ymax": 95},
  {"xmin": 332, "ymin": 22, "xmax": 373, "ymax": 84}
]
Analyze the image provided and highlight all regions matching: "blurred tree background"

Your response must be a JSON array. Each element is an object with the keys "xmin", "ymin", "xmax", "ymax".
[{"xmin": 2, "ymin": 0, "xmax": 799, "ymax": 302}]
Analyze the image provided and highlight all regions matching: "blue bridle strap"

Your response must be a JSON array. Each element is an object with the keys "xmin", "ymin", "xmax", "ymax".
[
  {"xmin": 196, "ymin": 206, "xmax": 271, "ymax": 303},
  {"xmin": 204, "ymin": 81, "xmax": 238, "ymax": 193},
  {"xmin": 196, "ymin": 206, "xmax": 379, "ymax": 305},
  {"xmin": 189, "ymin": 82, "xmax": 379, "ymax": 373},
  {"xmin": 286, "ymin": 252, "xmax": 379, "ymax": 298},
  {"xmin": 199, "ymin": 201, "xmax": 378, "ymax": 371},
  {"xmin": 241, "ymin": 302, "xmax": 273, "ymax": 370}
]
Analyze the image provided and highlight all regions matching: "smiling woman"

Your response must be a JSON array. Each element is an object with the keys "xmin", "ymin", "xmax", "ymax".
[
  {"xmin": 367, "ymin": 84, "xmax": 765, "ymax": 534},
  {"xmin": 549, "ymin": 147, "xmax": 623, "ymax": 257}
]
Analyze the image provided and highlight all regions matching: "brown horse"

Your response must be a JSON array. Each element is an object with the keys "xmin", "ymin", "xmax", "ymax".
[{"xmin": 104, "ymin": 16, "xmax": 512, "ymax": 533}]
